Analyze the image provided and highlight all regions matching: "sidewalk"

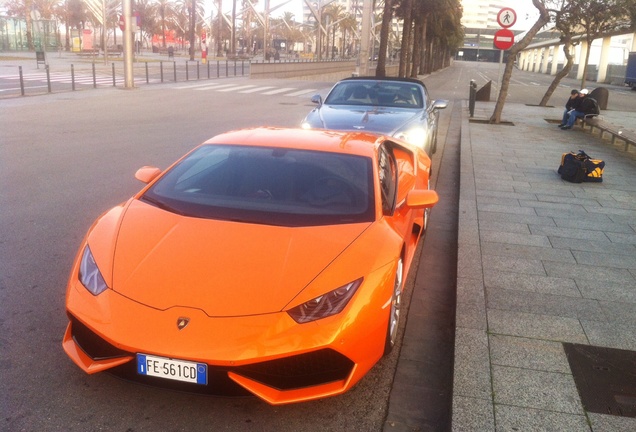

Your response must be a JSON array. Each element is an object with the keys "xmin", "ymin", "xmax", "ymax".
[{"xmin": 452, "ymin": 102, "xmax": 636, "ymax": 431}]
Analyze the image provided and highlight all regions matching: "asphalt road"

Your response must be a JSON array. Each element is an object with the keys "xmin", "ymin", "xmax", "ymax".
[{"xmin": 2, "ymin": 61, "xmax": 633, "ymax": 432}]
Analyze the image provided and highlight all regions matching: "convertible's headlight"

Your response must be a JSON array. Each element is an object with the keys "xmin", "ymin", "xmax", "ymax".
[
  {"xmin": 395, "ymin": 127, "xmax": 427, "ymax": 148},
  {"xmin": 78, "ymin": 246, "xmax": 109, "ymax": 296},
  {"xmin": 301, "ymin": 122, "xmax": 312, "ymax": 130},
  {"xmin": 287, "ymin": 278, "xmax": 362, "ymax": 324}
]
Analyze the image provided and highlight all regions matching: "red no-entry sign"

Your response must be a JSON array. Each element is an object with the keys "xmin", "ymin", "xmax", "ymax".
[{"xmin": 494, "ymin": 29, "xmax": 515, "ymax": 50}]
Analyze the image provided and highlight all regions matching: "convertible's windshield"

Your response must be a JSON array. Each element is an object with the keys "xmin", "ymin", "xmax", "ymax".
[
  {"xmin": 141, "ymin": 145, "xmax": 375, "ymax": 226},
  {"xmin": 324, "ymin": 81, "xmax": 424, "ymax": 108}
]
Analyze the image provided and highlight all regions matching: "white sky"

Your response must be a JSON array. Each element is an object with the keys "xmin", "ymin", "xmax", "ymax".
[
  {"xmin": 504, "ymin": 0, "xmax": 542, "ymax": 31},
  {"xmin": 204, "ymin": 0, "xmax": 304, "ymax": 21}
]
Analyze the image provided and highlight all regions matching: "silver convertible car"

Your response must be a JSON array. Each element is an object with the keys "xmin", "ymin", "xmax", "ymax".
[{"xmin": 301, "ymin": 77, "xmax": 448, "ymax": 156}]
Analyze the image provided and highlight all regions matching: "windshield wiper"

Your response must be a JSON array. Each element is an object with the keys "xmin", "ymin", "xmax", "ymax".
[{"xmin": 141, "ymin": 196, "xmax": 185, "ymax": 216}]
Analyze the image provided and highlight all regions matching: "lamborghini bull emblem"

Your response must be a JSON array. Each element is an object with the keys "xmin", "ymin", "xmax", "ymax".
[{"xmin": 177, "ymin": 317, "xmax": 190, "ymax": 330}]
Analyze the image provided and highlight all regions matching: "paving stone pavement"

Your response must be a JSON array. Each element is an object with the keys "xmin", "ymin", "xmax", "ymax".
[{"xmin": 452, "ymin": 101, "xmax": 636, "ymax": 431}]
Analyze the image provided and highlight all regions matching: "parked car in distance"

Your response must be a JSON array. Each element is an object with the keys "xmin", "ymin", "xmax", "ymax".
[
  {"xmin": 301, "ymin": 77, "xmax": 448, "ymax": 157},
  {"xmin": 62, "ymin": 127, "xmax": 439, "ymax": 405}
]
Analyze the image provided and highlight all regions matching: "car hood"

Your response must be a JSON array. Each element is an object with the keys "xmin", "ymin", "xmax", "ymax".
[
  {"xmin": 310, "ymin": 104, "xmax": 422, "ymax": 134},
  {"xmin": 110, "ymin": 199, "xmax": 369, "ymax": 317}
]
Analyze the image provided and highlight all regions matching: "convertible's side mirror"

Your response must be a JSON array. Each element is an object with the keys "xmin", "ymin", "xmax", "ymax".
[
  {"xmin": 135, "ymin": 166, "xmax": 162, "ymax": 184},
  {"xmin": 311, "ymin": 94, "xmax": 323, "ymax": 106},
  {"xmin": 432, "ymin": 99, "xmax": 448, "ymax": 111}
]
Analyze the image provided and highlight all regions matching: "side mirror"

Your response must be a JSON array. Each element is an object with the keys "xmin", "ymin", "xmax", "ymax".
[
  {"xmin": 406, "ymin": 189, "xmax": 439, "ymax": 209},
  {"xmin": 432, "ymin": 99, "xmax": 448, "ymax": 111},
  {"xmin": 311, "ymin": 94, "xmax": 323, "ymax": 106},
  {"xmin": 135, "ymin": 166, "xmax": 162, "ymax": 184}
]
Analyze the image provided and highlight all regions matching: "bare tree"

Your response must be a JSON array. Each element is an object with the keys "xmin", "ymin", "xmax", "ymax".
[
  {"xmin": 539, "ymin": 1, "xmax": 579, "ymax": 106},
  {"xmin": 576, "ymin": 0, "xmax": 633, "ymax": 89},
  {"xmin": 490, "ymin": 0, "xmax": 550, "ymax": 124}
]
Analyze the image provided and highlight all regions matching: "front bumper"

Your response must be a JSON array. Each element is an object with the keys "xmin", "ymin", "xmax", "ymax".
[
  {"xmin": 63, "ymin": 271, "xmax": 390, "ymax": 404},
  {"xmin": 63, "ymin": 314, "xmax": 356, "ymax": 402}
]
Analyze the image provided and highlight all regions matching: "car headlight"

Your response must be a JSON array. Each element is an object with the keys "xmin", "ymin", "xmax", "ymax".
[
  {"xmin": 301, "ymin": 122, "xmax": 312, "ymax": 130},
  {"xmin": 287, "ymin": 278, "xmax": 362, "ymax": 324},
  {"xmin": 395, "ymin": 127, "xmax": 427, "ymax": 148},
  {"xmin": 78, "ymin": 246, "xmax": 109, "ymax": 296}
]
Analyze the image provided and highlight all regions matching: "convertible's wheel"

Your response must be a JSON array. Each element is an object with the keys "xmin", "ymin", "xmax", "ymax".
[
  {"xmin": 432, "ymin": 129, "xmax": 438, "ymax": 154},
  {"xmin": 384, "ymin": 257, "xmax": 404, "ymax": 355}
]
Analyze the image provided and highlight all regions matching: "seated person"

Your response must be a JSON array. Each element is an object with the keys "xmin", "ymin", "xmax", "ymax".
[
  {"xmin": 561, "ymin": 88, "xmax": 589, "ymax": 130},
  {"xmin": 347, "ymin": 85, "xmax": 371, "ymax": 103},
  {"xmin": 559, "ymin": 89, "xmax": 579, "ymax": 127},
  {"xmin": 393, "ymin": 88, "xmax": 416, "ymax": 106}
]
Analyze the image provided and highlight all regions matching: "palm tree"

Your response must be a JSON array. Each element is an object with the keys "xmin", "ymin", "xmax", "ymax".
[
  {"xmin": 340, "ymin": 13, "xmax": 357, "ymax": 57},
  {"xmin": 323, "ymin": 2, "xmax": 344, "ymax": 58},
  {"xmin": 156, "ymin": 0, "xmax": 176, "ymax": 48}
]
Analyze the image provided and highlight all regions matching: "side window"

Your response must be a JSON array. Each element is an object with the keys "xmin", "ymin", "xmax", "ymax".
[
  {"xmin": 378, "ymin": 145, "xmax": 398, "ymax": 215},
  {"xmin": 421, "ymin": 85, "xmax": 430, "ymax": 109}
]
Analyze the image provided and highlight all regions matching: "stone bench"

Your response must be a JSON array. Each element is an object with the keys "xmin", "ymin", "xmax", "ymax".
[{"xmin": 581, "ymin": 116, "xmax": 636, "ymax": 152}]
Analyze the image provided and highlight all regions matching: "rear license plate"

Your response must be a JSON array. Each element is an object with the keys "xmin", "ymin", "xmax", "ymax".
[{"xmin": 137, "ymin": 354, "xmax": 207, "ymax": 385}]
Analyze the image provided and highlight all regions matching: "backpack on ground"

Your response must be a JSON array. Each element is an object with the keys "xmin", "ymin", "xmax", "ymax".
[{"xmin": 558, "ymin": 150, "xmax": 605, "ymax": 183}]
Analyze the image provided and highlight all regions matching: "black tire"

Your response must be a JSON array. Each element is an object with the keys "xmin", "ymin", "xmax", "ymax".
[{"xmin": 383, "ymin": 257, "xmax": 404, "ymax": 355}]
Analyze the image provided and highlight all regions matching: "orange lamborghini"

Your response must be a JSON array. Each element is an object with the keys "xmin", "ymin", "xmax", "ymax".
[{"xmin": 62, "ymin": 127, "xmax": 438, "ymax": 405}]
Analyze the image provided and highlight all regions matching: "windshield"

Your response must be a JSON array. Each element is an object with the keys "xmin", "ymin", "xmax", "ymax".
[
  {"xmin": 141, "ymin": 145, "xmax": 375, "ymax": 226},
  {"xmin": 324, "ymin": 81, "xmax": 425, "ymax": 108}
]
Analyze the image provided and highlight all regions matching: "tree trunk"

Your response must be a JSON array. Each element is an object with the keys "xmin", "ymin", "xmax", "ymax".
[
  {"xmin": 189, "ymin": 0, "xmax": 196, "ymax": 60},
  {"xmin": 539, "ymin": 41, "xmax": 574, "ymax": 106},
  {"xmin": 376, "ymin": 0, "xmax": 393, "ymax": 77},
  {"xmin": 418, "ymin": 18, "xmax": 428, "ymax": 74},
  {"xmin": 490, "ymin": 0, "xmax": 550, "ymax": 124},
  {"xmin": 410, "ymin": 17, "xmax": 423, "ymax": 78},
  {"xmin": 399, "ymin": 0, "xmax": 413, "ymax": 77}
]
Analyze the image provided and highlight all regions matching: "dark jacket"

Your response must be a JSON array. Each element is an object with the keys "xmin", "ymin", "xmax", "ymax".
[
  {"xmin": 569, "ymin": 96, "xmax": 585, "ymax": 112},
  {"xmin": 565, "ymin": 96, "xmax": 579, "ymax": 110}
]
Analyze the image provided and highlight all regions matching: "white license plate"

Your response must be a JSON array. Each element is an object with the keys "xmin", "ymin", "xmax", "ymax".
[{"xmin": 137, "ymin": 354, "xmax": 207, "ymax": 385}]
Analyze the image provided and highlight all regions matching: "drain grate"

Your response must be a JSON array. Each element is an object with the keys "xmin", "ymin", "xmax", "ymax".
[{"xmin": 563, "ymin": 343, "xmax": 636, "ymax": 417}]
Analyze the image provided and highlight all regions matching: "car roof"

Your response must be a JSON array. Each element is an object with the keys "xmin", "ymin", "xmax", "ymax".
[
  {"xmin": 203, "ymin": 127, "xmax": 386, "ymax": 158},
  {"xmin": 335, "ymin": 76, "xmax": 426, "ymax": 87}
]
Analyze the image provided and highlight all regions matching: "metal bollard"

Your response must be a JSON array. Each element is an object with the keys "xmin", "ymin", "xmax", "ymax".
[
  {"xmin": 46, "ymin": 65, "xmax": 51, "ymax": 93},
  {"xmin": 216, "ymin": 60, "xmax": 220, "ymax": 78},
  {"xmin": 186, "ymin": 61, "xmax": 189, "ymax": 81},
  {"xmin": 145, "ymin": 63, "xmax": 149, "ymax": 84},
  {"xmin": 71, "ymin": 64, "xmax": 76, "ymax": 91},
  {"xmin": 19, "ymin": 66, "xmax": 25, "ymax": 96},
  {"xmin": 160, "ymin": 61, "xmax": 164, "ymax": 83},
  {"xmin": 469, "ymin": 79, "xmax": 477, "ymax": 117},
  {"xmin": 112, "ymin": 63, "xmax": 116, "ymax": 86},
  {"xmin": 173, "ymin": 61, "xmax": 177, "ymax": 82},
  {"xmin": 92, "ymin": 63, "xmax": 97, "ymax": 88}
]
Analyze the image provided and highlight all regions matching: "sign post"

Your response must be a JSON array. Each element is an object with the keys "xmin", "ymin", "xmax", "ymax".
[{"xmin": 494, "ymin": 8, "xmax": 516, "ymax": 93}]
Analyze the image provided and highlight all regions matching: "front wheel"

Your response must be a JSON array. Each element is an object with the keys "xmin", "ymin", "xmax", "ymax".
[{"xmin": 384, "ymin": 257, "xmax": 404, "ymax": 355}]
